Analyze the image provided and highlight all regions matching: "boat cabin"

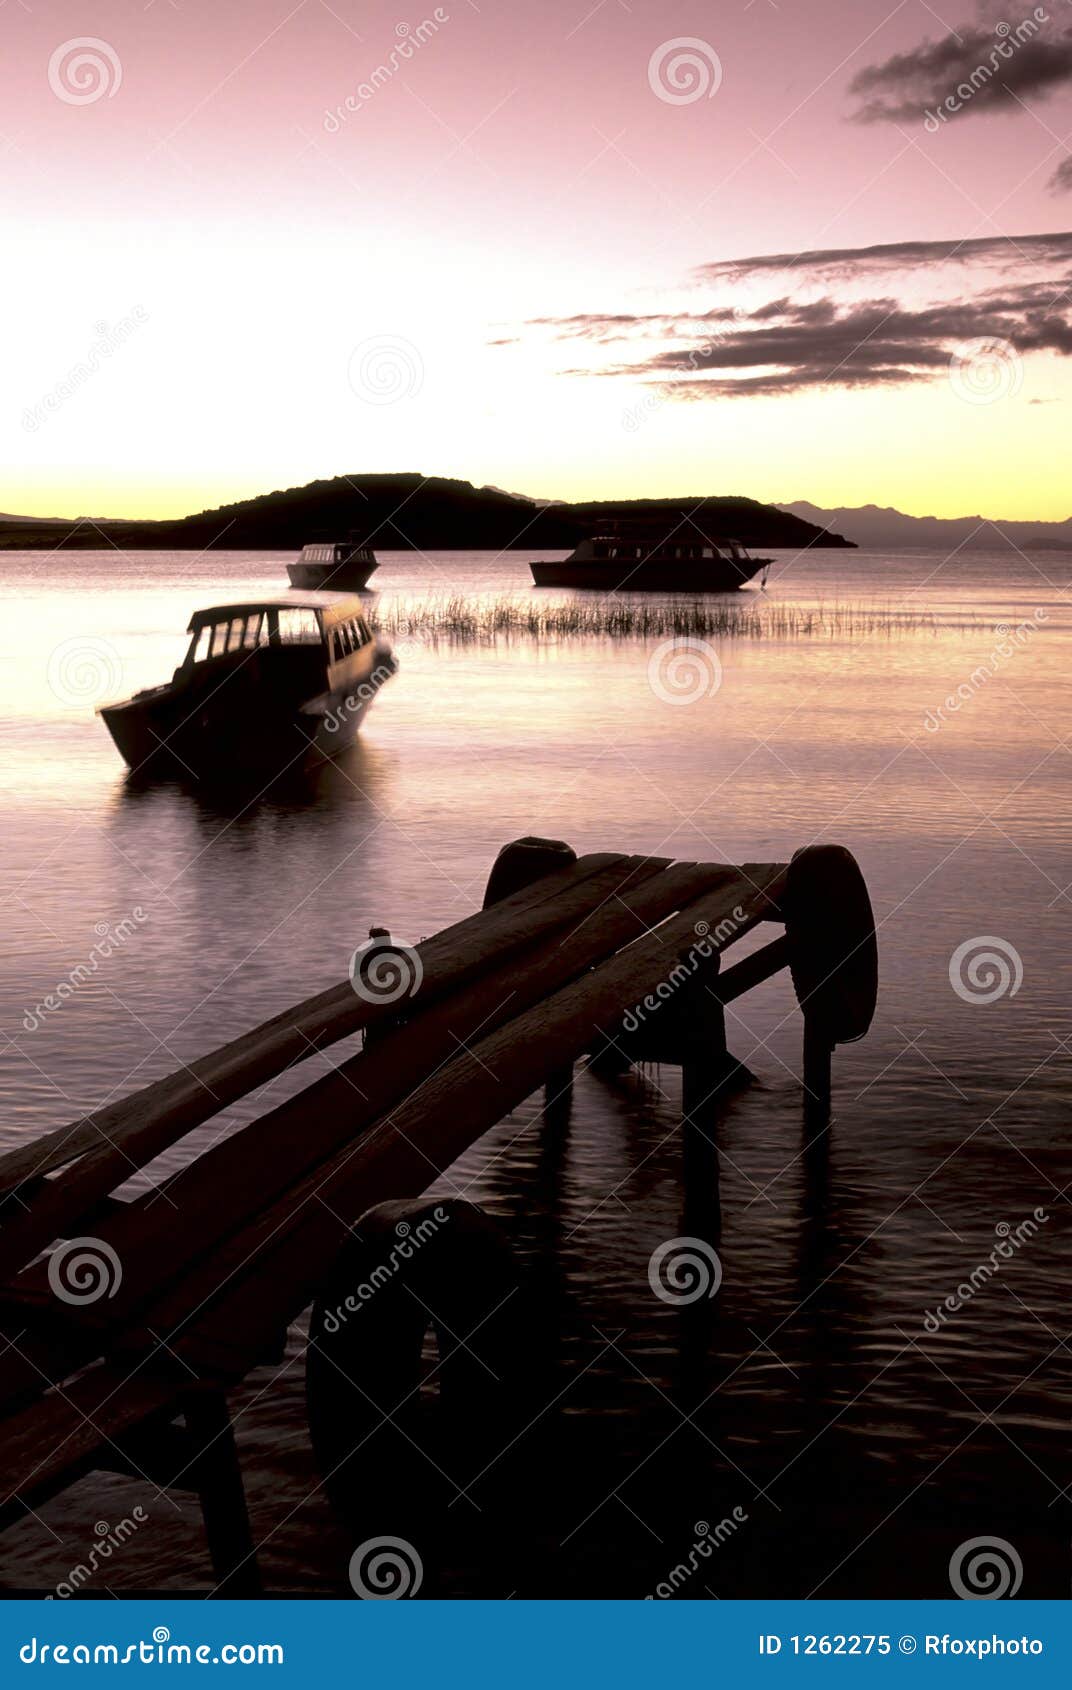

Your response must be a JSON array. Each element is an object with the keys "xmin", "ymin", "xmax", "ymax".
[
  {"xmin": 583, "ymin": 536, "xmax": 735, "ymax": 563},
  {"xmin": 299, "ymin": 541, "xmax": 375, "ymax": 565},
  {"xmin": 179, "ymin": 596, "xmax": 375, "ymax": 697}
]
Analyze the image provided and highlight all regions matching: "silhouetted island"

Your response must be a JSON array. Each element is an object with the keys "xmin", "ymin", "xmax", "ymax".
[{"xmin": 0, "ymin": 475, "xmax": 855, "ymax": 552}]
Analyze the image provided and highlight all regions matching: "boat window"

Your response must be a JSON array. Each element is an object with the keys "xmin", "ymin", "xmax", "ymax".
[
  {"xmin": 277, "ymin": 608, "xmax": 323, "ymax": 644},
  {"xmin": 192, "ymin": 626, "xmax": 211, "ymax": 663},
  {"xmin": 210, "ymin": 622, "xmax": 228, "ymax": 657},
  {"xmin": 243, "ymin": 613, "xmax": 263, "ymax": 647},
  {"xmin": 226, "ymin": 618, "xmax": 244, "ymax": 652}
]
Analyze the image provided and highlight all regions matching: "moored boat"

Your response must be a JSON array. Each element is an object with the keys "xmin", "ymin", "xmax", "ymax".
[
  {"xmin": 286, "ymin": 539, "xmax": 378, "ymax": 590},
  {"xmin": 99, "ymin": 594, "xmax": 396, "ymax": 781},
  {"xmin": 530, "ymin": 523, "xmax": 771, "ymax": 591}
]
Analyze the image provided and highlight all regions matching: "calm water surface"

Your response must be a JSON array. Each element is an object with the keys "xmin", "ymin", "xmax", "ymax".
[{"xmin": 0, "ymin": 546, "xmax": 1069, "ymax": 1596}]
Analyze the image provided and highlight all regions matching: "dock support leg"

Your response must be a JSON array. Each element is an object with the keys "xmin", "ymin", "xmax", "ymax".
[
  {"xmin": 680, "ymin": 1044, "xmax": 723, "ymax": 1228},
  {"xmin": 544, "ymin": 1061, "xmax": 573, "ymax": 1129},
  {"xmin": 802, "ymin": 1021, "xmax": 832, "ymax": 1128},
  {"xmin": 183, "ymin": 1391, "xmax": 262, "ymax": 1598}
]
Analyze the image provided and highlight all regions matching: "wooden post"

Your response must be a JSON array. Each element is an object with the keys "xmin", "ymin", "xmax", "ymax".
[
  {"xmin": 802, "ymin": 1021, "xmax": 832, "ymax": 1127},
  {"xmin": 677, "ymin": 955, "xmax": 729, "ymax": 1224},
  {"xmin": 680, "ymin": 1049, "xmax": 722, "ymax": 1225},
  {"xmin": 782, "ymin": 843, "xmax": 878, "ymax": 1130},
  {"xmin": 183, "ymin": 1391, "xmax": 262, "ymax": 1597},
  {"xmin": 484, "ymin": 837, "xmax": 578, "ymax": 1116}
]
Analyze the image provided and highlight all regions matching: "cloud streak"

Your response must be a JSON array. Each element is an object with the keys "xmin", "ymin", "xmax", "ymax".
[
  {"xmin": 694, "ymin": 231, "xmax": 1072, "ymax": 284},
  {"xmin": 1050, "ymin": 157, "xmax": 1072, "ymax": 193},
  {"xmin": 848, "ymin": 9, "xmax": 1072, "ymax": 124},
  {"xmin": 515, "ymin": 233, "xmax": 1072, "ymax": 401}
]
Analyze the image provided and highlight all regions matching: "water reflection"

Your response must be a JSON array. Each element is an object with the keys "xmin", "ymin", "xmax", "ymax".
[
  {"xmin": 107, "ymin": 738, "xmax": 391, "ymax": 890},
  {"xmin": 0, "ymin": 547, "xmax": 1070, "ymax": 1595}
]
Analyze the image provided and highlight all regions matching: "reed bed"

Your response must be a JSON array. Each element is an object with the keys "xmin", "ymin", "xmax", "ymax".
[{"xmin": 376, "ymin": 592, "xmax": 975, "ymax": 645}]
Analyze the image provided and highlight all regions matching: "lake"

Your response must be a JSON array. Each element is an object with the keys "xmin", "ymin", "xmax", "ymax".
[{"xmin": 0, "ymin": 544, "xmax": 1069, "ymax": 1596}]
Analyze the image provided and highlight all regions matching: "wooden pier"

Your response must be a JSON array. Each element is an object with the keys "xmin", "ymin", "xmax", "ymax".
[{"xmin": 0, "ymin": 837, "xmax": 876, "ymax": 1594}]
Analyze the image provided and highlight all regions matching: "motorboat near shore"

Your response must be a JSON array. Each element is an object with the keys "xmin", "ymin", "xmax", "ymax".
[
  {"xmin": 286, "ymin": 538, "xmax": 378, "ymax": 590},
  {"xmin": 530, "ymin": 522, "xmax": 772, "ymax": 591},
  {"xmin": 99, "ymin": 594, "xmax": 396, "ymax": 781}
]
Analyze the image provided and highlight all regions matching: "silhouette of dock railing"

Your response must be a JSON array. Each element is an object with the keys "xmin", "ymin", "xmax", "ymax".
[{"xmin": 0, "ymin": 836, "xmax": 876, "ymax": 1594}]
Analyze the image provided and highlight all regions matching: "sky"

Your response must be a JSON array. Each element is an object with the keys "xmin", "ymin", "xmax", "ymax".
[{"xmin": 4, "ymin": 0, "xmax": 1072, "ymax": 521}]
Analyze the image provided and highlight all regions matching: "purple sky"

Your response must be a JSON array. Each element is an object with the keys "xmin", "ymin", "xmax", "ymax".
[{"xmin": 5, "ymin": 0, "xmax": 1072, "ymax": 517}]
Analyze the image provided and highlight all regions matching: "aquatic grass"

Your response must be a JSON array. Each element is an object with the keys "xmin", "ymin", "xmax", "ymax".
[{"xmin": 375, "ymin": 592, "xmax": 982, "ymax": 646}]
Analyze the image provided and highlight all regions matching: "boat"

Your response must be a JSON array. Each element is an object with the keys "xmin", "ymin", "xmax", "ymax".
[
  {"xmin": 286, "ymin": 538, "xmax": 378, "ymax": 591},
  {"xmin": 98, "ymin": 594, "xmax": 396, "ymax": 781},
  {"xmin": 530, "ymin": 521, "xmax": 772, "ymax": 591}
]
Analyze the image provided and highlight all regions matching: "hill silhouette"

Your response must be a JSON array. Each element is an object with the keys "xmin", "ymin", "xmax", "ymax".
[
  {"xmin": 0, "ymin": 474, "xmax": 854, "ymax": 551},
  {"xmin": 781, "ymin": 499, "xmax": 1072, "ymax": 551}
]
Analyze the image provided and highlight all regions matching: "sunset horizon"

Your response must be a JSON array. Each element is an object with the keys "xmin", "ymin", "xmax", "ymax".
[
  {"xmin": 7, "ymin": 1, "xmax": 1072, "ymax": 523},
  {"xmin": 2, "ymin": 0, "xmax": 1071, "ymax": 1622},
  {"xmin": 7, "ymin": 457, "xmax": 1072, "ymax": 528}
]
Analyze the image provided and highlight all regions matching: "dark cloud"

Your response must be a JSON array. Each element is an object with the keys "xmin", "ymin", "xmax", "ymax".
[
  {"xmin": 1050, "ymin": 157, "xmax": 1072, "ymax": 193},
  {"xmin": 848, "ymin": 16, "xmax": 1072, "ymax": 124},
  {"xmin": 695, "ymin": 232, "xmax": 1072, "ymax": 285},
  {"xmin": 521, "ymin": 237, "xmax": 1072, "ymax": 399}
]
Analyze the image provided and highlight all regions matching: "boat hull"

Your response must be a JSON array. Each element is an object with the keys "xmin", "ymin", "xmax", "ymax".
[
  {"xmin": 287, "ymin": 560, "xmax": 377, "ymax": 591},
  {"xmin": 529, "ymin": 556, "xmax": 769, "ymax": 591},
  {"xmin": 100, "ymin": 644, "xmax": 395, "ymax": 783}
]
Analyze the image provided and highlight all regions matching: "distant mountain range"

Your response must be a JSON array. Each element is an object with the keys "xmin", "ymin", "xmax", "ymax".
[
  {"xmin": 780, "ymin": 501, "xmax": 1072, "ymax": 552},
  {"xmin": 0, "ymin": 474, "xmax": 855, "ymax": 552}
]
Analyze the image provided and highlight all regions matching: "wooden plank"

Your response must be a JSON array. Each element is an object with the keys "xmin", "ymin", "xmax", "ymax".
[
  {"xmin": 5, "ymin": 859, "xmax": 727, "ymax": 1355},
  {"xmin": 0, "ymin": 851, "xmax": 632, "ymax": 1203},
  {"xmin": 0, "ymin": 1367, "xmax": 188, "ymax": 1528},
  {"xmin": 716, "ymin": 934, "xmax": 792, "ymax": 1002},
  {"xmin": 0, "ymin": 854, "xmax": 671, "ymax": 1287},
  {"xmin": 146, "ymin": 866, "xmax": 787, "ymax": 1376}
]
